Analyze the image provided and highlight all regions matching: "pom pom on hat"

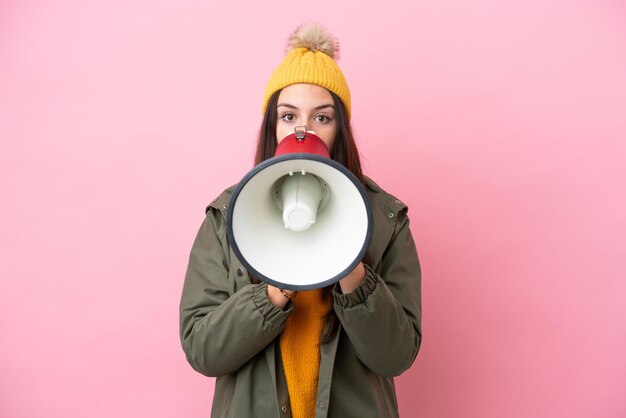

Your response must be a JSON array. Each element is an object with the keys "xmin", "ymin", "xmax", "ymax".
[
  {"xmin": 286, "ymin": 23, "xmax": 339, "ymax": 59},
  {"xmin": 262, "ymin": 23, "xmax": 351, "ymax": 118}
]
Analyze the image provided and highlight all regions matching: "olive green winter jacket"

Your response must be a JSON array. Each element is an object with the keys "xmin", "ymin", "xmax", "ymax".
[{"xmin": 179, "ymin": 177, "xmax": 422, "ymax": 418}]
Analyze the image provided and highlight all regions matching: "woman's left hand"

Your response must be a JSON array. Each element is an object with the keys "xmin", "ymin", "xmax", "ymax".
[{"xmin": 339, "ymin": 262, "xmax": 366, "ymax": 294}]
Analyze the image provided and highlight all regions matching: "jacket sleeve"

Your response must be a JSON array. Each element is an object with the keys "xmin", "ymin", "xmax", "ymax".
[
  {"xmin": 179, "ymin": 208, "xmax": 293, "ymax": 377},
  {"xmin": 333, "ymin": 209, "xmax": 422, "ymax": 377}
]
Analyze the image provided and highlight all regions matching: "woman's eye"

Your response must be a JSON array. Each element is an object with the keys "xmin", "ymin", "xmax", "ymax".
[
  {"xmin": 281, "ymin": 113, "xmax": 295, "ymax": 122},
  {"xmin": 315, "ymin": 115, "xmax": 331, "ymax": 123}
]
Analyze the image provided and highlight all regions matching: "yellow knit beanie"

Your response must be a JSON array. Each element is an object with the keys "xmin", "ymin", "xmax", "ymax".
[{"xmin": 262, "ymin": 23, "xmax": 352, "ymax": 118}]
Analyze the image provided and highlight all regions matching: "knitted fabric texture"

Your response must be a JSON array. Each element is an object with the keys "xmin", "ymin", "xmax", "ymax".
[
  {"xmin": 262, "ymin": 47, "xmax": 352, "ymax": 119},
  {"xmin": 279, "ymin": 288, "xmax": 332, "ymax": 418}
]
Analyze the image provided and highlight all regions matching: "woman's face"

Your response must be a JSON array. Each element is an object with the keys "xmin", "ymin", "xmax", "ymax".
[{"xmin": 276, "ymin": 83, "xmax": 338, "ymax": 151}]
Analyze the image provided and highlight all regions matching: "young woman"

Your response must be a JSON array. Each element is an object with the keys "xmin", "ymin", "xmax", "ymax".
[{"xmin": 179, "ymin": 23, "xmax": 422, "ymax": 418}]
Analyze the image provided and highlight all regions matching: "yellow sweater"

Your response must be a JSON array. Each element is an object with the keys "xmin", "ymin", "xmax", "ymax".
[{"xmin": 279, "ymin": 289, "xmax": 332, "ymax": 418}]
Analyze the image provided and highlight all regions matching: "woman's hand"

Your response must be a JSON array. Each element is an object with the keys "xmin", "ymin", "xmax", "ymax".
[
  {"xmin": 266, "ymin": 262, "xmax": 365, "ymax": 307},
  {"xmin": 339, "ymin": 262, "xmax": 366, "ymax": 294},
  {"xmin": 267, "ymin": 285, "xmax": 297, "ymax": 309}
]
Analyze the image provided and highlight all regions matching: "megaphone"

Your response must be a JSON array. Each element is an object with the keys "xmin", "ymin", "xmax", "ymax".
[{"xmin": 227, "ymin": 128, "xmax": 373, "ymax": 290}]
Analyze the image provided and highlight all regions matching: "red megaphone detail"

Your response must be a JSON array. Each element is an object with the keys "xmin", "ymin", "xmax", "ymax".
[{"xmin": 275, "ymin": 131, "xmax": 330, "ymax": 158}]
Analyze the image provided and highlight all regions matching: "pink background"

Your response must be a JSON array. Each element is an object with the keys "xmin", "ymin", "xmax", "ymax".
[{"xmin": 1, "ymin": 0, "xmax": 625, "ymax": 417}]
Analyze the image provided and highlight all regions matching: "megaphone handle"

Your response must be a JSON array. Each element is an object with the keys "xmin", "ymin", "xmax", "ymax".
[{"xmin": 295, "ymin": 126, "xmax": 306, "ymax": 141}]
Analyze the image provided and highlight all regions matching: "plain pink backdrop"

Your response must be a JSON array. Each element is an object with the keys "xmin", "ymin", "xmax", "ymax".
[{"xmin": 1, "ymin": 0, "xmax": 625, "ymax": 417}]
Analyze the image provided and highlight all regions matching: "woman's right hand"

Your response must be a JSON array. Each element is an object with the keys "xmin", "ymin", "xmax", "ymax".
[{"xmin": 267, "ymin": 285, "xmax": 296, "ymax": 309}]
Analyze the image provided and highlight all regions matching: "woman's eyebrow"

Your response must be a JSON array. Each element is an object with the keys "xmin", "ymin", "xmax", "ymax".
[{"xmin": 277, "ymin": 103, "xmax": 335, "ymax": 110}]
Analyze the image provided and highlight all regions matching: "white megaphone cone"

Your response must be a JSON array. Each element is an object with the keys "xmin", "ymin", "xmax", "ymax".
[{"xmin": 226, "ymin": 127, "xmax": 372, "ymax": 290}]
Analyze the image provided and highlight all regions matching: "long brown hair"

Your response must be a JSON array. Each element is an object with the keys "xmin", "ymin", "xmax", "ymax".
[{"xmin": 252, "ymin": 88, "xmax": 365, "ymax": 343}]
